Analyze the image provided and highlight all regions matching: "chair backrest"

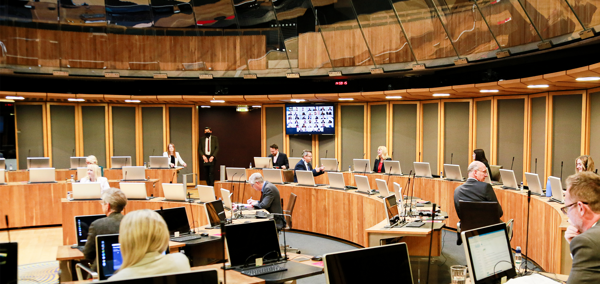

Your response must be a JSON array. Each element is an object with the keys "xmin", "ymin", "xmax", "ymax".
[
  {"xmin": 506, "ymin": 219, "xmax": 514, "ymax": 241},
  {"xmin": 458, "ymin": 201, "xmax": 503, "ymax": 232},
  {"xmin": 284, "ymin": 193, "xmax": 297, "ymax": 229},
  {"xmin": 490, "ymin": 165, "xmax": 503, "ymax": 182}
]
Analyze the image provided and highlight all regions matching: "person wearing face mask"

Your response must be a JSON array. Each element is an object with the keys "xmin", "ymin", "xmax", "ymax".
[{"xmin": 198, "ymin": 127, "xmax": 219, "ymax": 186}]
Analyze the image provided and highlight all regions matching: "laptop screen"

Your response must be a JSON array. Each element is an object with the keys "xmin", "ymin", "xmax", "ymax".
[
  {"xmin": 225, "ymin": 220, "xmax": 281, "ymax": 268},
  {"xmin": 0, "ymin": 243, "xmax": 18, "ymax": 284},
  {"xmin": 384, "ymin": 195, "xmax": 399, "ymax": 226},
  {"xmin": 155, "ymin": 207, "xmax": 190, "ymax": 235},
  {"xmin": 462, "ymin": 223, "xmax": 516, "ymax": 283},
  {"xmin": 75, "ymin": 214, "xmax": 106, "ymax": 246},
  {"xmin": 97, "ymin": 234, "xmax": 123, "ymax": 280},
  {"xmin": 324, "ymin": 243, "xmax": 413, "ymax": 284},
  {"xmin": 205, "ymin": 200, "xmax": 225, "ymax": 227}
]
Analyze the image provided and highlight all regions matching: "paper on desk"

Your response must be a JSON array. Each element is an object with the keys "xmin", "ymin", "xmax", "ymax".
[{"xmin": 506, "ymin": 274, "xmax": 561, "ymax": 284}]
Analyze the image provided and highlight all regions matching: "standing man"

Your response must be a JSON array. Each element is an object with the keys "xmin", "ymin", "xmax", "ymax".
[
  {"xmin": 562, "ymin": 172, "xmax": 600, "ymax": 284},
  {"xmin": 268, "ymin": 144, "xmax": 289, "ymax": 170},
  {"xmin": 199, "ymin": 126, "xmax": 219, "ymax": 186},
  {"xmin": 293, "ymin": 149, "xmax": 324, "ymax": 182},
  {"xmin": 246, "ymin": 173, "xmax": 285, "ymax": 230}
]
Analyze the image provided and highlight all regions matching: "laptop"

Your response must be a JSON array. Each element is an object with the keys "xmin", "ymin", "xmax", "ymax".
[
  {"xmin": 70, "ymin": 157, "xmax": 87, "ymax": 170},
  {"xmin": 122, "ymin": 166, "xmax": 147, "ymax": 181},
  {"xmin": 119, "ymin": 182, "xmax": 149, "ymax": 200},
  {"xmin": 149, "ymin": 156, "xmax": 169, "ymax": 169},
  {"xmin": 99, "ymin": 269, "xmax": 218, "ymax": 284},
  {"xmin": 413, "ymin": 162, "xmax": 433, "ymax": 178},
  {"xmin": 524, "ymin": 173, "xmax": 544, "ymax": 196},
  {"xmin": 444, "ymin": 164, "xmax": 464, "ymax": 181},
  {"xmin": 296, "ymin": 170, "xmax": 326, "ymax": 187},
  {"xmin": 499, "ymin": 169, "xmax": 519, "ymax": 190},
  {"xmin": 327, "ymin": 172, "xmax": 346, "ymax": 190},
  {"xmin": 354, "ymin": 175, "xmax": 374, "ymax": 195},
  {"xmin": 324, "ymin": 243, "xmax": 413, "ymax": 284},
  {"xmin": 197, "ymin": 185, "xmax": 216, "ymax": 203},
  {"xmin": 254, "ymin": 157, "xmax": 273, "ymax": 169},
  {"xmin": 71, "ymin": 182, "xmax": 102, "ymax": 200},
  {"xmin": 226, "ymin": 167, "xmax": 246, "ymax": 182},
  {"xmin": 163, "ymin": 183, "xmax": 188, "ymax": 202},
  {"xmin": 321, "ymin": 158, "xmax": 339, "ymax": 171},
  {"xmin": 548, "ymin": 176, "xmax": 564, "ymax": 203},
  {"xmin": 0, "ymin": 158, "xmax": 6, "ymax": 170},
  {"xmin": 461, "ymin": 223, "xmax": 517, "ymax": 284},
  {"xmin": 111, "ymin": 156, "xmax": 132, "ymax": 169},
  {"xmin": 383, "ymin": 160, "xmax": 402, "ymax": 175},
  {"xmin": 353, "ymin": 159, "xmax": 371, "ymax": 173},
  {"xmin": 263, "ymin": 168, "xmax": 286, "ymax": 184},
  {"xmin": 5, "ymin": 158, "xmax": 17, "ymax": 171},
  {"xmin": 29, "ymin": 168, "xmax": 56, "ymax": 183},
  {"xmin": 27, "ymin": 157, "xmax": 50, "ymax": 169},
  {"xmin": 375, "ymin": 179, "xmax": 391, "ymax": 198},
  {"xmin": 76, "ymin": 167, "xmax": 88, "ymax": 181},
  {"xmin": 392, "ymin": 182, "xmax": 403, "ymax": 204},
  {"xmin": 0, "ymin": 242, "xmax": 18, "ymax": 284},
  {"xmin": 74, "ymin": 214, "xmax": 106, "ymax": 250},
  {"xmin": 0, "ymin": 169, "xmax": 5, "ymax": 185},
  {"xmin": 204, "ymin": 200, "xmax": 226, "ymax": 229},
  {"xmin": 220, "ymin": 188, "xmax": 234, "ymax": 210},
  {"xmin": 289, "ymin": 157, "xmax": 302, "ymax": 168},
  {"xmin": 383, "ymin": 195, "xmax": 400, "ymax": 226}
]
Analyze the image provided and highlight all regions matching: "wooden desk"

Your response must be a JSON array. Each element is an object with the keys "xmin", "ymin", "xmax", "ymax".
[
  {"xmin": 239, "ymin": 169, "xmax": 353, "ymax": 186},
  {"xmin": 365, "ymin": 219, "xmax": 444, "ymax": 256},
  {"xmin": 0, "ymin": 181, "xmax": 69, "ymax": 228},
  {"xmin": 5, "ymin": 169, "xmax": 77, "ymax": 183}
]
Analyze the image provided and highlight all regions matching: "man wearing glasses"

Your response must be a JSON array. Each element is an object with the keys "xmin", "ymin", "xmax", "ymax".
[{"xmin": 562, "ymin": 172, "xmax": 600, "ymax": 284}]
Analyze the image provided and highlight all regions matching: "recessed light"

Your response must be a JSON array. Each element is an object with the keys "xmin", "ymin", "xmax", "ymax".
[
  {"xmin": 125, "ymin": 100, "xmax": 140, "ymax": 103},
  {"xmin": 6, "ymin": 96, "xmax": 24, "ymax": 100},
  {"xmin": 385, "ymin": 96, "xmax": 402, "ymax": 99},
  {"xmin": 210, "ymin": 100, "xmax": 225, "ymax": 103},
  {"xmin": 527, "ymin": 85, "xmax": 549, "ymax": 88},
  {"xmin": 252, "ymin": 105, "xmax": 262, "ymax": 108},
  {"xmin": 480, "ymin": 90, "xmax": 499, "ymax": 93},
  {"xmin": 433, "ymin": 93, "xmax": 450, "ymax": 97},
  {"xmin": 201, "ymin": 106, "xmax": 211, "ymax": 108},
  {"xmin": 339, "ymin": 98, "xmax": 354, "ymax": 101},
  {"xmin": 290, "ymin": 99, "xmax": 306, "ymax": 103},
  {"xmin": 68, "ymin": 98, "xmax": 85, "ymax": 102},
  {"xmin": 576, "ymin": 77, "xmax": 600, "ymax": 82}
]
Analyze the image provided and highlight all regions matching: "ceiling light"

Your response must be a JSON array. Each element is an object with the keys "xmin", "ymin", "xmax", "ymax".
[
  {"xmin": 527, "ymin": 85, "xmax": 549, "ymax": 88},
  {"xmin": 6, "ymin": 96, "xmax": 24, "ymax": 100},
  {"xmin": 210, "ymin": 99, "xmax": 225, "ymax": 103},
  {"xmin": 125, "ymin": 100, "xmax": 140, "ymax": 103},
  {"xmin": 236, "ymin": 105, "xmax": 249, "ymax": 112},
  {"xmin": 290, "ymin": 99, "xmax": 305, "ymax": 103},
  {"xmin": 576, "ymin": 77, "xmax": 600, "ymax": 82},
  {"xmin": 480, "ymin": 90, "xmax": 499, "ymax": 93},
  {"xmin": 68, "ymin": 98, "xmax": 85, "ymax": 102},
  {"xmin": 201, "ymin": 106, "xmax": 211, "ymax": 108},
  {"xmin": 339, "ymin": 98, "xmax": 354, "ymax": 101},
  {"xmin": 252, "ymin": 105, "xmax": 261, "ymax": 108},
  {"xmin": 385, "ymin": 96, "xmax": 402, "ymax": 99},
  {"xmin": 433, "ymin": 93, "xmax": 450, "ymax": 97}
]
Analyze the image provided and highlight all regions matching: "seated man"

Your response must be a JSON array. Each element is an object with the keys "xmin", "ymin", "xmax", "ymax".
[
  {"xmin": 563, "ymin": 172, "xmax": 600, "ymax": 284},
  {"xmin": 453, "ymin": 161, "xmax": 503, "ymax": 245},
  {"xmin": 83, "ymin": 188, "xmax": 128, "ymax": 271},
  {"xmin": 293, "ymin": 149, "xmax": 324, "ymax": 182},
  {"xmin": 246, "ymin": 173, "xmax": 286, "ymax": 230},
  {"xmin": 268, "ymin": 144, "xmax": 289, "ymax": 170}
]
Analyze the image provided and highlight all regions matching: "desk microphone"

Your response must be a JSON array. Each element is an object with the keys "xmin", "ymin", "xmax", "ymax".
[
  {"xmin": 218, "ymin": 212, "xmax": 228, "ymax": 284},
  {"xmin": 523, "ymin": 190, "xmax": 532, "ymax": 276},
  {"xmin": 291, "ymin": 149, "xmax": 293, "ymax": 158},
  {"xmin": 534, "ymin": 158, "xmax": 537, "ymax": 174},
  {"xmin": 510, "ymin": 157, "xmax": 515, "ymax": 171},
  {"xmin": 28, "ymin": 149, "xmax": 31, "ymax": 159},
  {"xmin": 560, "ymin": 161, "xmax": 564, "ymax": 181},
  {"xmin": 363, "ymin": 163, "xmax": 368, "ymax": 177},
  {"xmin": 124, "ymin": 171, "xmax": 128, "ymax": 181},
  {"xmin": 450, "ymin": 153, "xmax": 453, "ymax": 165},
  {"xmin": 170, "ymin": 171, "xmax": 176, "ymax": 183},
  {"xmin": 325, "ymin": 150, "xmax": 328, "ymax": 159},
  {"xmin": 152, "ymin": 149, "xmax": 155, "ymax": 156},
  {"xmin": 426, "ymin": 203, "xmax": 437, "ymax": 284},
  {"xmin": 386, "ymin": 166, "xmax": 392, "ymax": 187},
  {"xmin": 401, "ymin": 171, "xmax": 412, "ymax": 222},
  {"xmin": 72, "ymin": 148, "xmax": 75, "ymax": 157},
  {"xmin": 5, "ymin": 215, "xmax": 11, "ymax": 242},
  {"xmin": 238, "ymin": 174, "xmax": 246, "ymax": 204},
  {"xmin": 187, "ymin": 192, "xmax": 196, "ymax": 234}
]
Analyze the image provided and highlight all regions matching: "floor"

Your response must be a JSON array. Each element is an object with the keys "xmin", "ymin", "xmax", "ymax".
[{"xmin": 0, "ymin": 226, "xmax": 63, "ymax": 265}]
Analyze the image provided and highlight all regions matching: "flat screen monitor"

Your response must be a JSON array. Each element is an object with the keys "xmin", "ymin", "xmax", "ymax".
[
  {"xmin": 0, "ymin": 242, "xmax": 18, "ymax": 284},
  {"xmin": 384, "ymin": 195, "xmax": 399, "ymax": 226},
  {"xmin": 155, "ymin": 207, "xmax": 191, "ymax": 235},
  {"xmin": 323, "ymin": 243, "xmax": 413, "ymax": 284},
  {"xmin": 499, "ymin": 169, "xmax": 518, "ymax": 190},
  {"xmin": 286, "ymin": 104, "xmax": 334, "ymax": 135},
  {"xmin": 96, "ymin": 234, "xmax": 123, "ymax": 280},
  {"xmin": 205, "ymin": 200, "xmax": 226, "ymax": 227},
  {"xmin": 461, "ymin": 223, "xmax": 516, "ymax": 284},
  {"xmin": 70, "ymin": 157, "xmax": 87, "ymax": 169},
  {"xmin": 75, "ymin": 214, "xmax": 106, "ymax": 246},
  {"xmin": 253, "ymin": 157, "xmax": 273, "ymax": 169},
  {"xmin": 225, "ymin": 220, "xmax": 282, "ymax": 268},
  {"xmin": 27, "ymin": 157, "xmax": 50, "ymax": 169}
]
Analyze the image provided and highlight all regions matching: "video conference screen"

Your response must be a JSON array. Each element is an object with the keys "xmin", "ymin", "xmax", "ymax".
[{"xmin": 286, "ymin": 104, "xmax": 334, "ymax": 135}]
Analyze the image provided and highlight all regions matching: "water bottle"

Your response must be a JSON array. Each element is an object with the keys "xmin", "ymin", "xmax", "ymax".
[
  {"xmin": 70, "ymin": 174, "xmax": 75, "ymax": 183},
  {"xmin": 249, "ymin": 162, "xmax": 252, "ymax": 169},
  {"xmin": 515, "ymin": 246, "xmax": 522, "ymax": 269},
  {"xmin": 9, "ymin": 164, "xmax": 12, "ymax": 171},
  {"xmin": 349, "ymin": 165, "xmax": 352, "ymax": 172},
  {"xmin": 520, "ymin": 182, "xmax": 524, "ymax": 191}
]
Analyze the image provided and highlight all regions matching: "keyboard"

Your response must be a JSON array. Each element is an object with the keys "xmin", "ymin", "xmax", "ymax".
[
  {"xmin": 171, "ymin": 234, "xmax": 203, "ymax": 242},
  {"xmin": 345, "ymin": 185, "xmax": 357, "ymax": 190},
  {"xmin": 240, "ymin": 264, "xmax": 288, "ymax": 277}
]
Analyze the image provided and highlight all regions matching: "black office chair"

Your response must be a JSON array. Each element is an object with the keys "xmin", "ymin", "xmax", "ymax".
[{"xmin": 456, "ymin": 201, "xmax": 503, "ymax": 245}]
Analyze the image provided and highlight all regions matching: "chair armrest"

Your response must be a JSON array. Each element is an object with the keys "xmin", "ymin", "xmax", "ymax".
[{"xmin": 76, "ymin": 263, "xmax": 99, "ymax": 281}]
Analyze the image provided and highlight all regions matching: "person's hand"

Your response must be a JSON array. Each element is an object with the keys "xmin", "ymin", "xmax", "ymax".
[
  {"xmin": 202, "ymin": 155, "xmax": 208, "ymax": 163},
  {"xmin": 169, "ymin": 163, "xmax": 175, "ymax": 168},
  {"xmin": 209, "ymin": 156, "xmax": 214, "ymax": 162},
  {"xmin": 565, "ymin": 225, "xmax": 580, "ymax": 243},
  {"xmin": 281, "ymin": 165, "xmax": 287, "ymax": 170},
  {"xmin": 182, "ymin": 162, "xmax": 187, "ymax": 167},
  {"xmin": 247, "ymin": 198, "xmax": 255, "ymax": 204}
]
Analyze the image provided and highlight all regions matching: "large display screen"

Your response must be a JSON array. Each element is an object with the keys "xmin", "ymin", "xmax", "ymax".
[{"xmin": 286, "ymin": 104, "xmax": 335, "ymax": 135}]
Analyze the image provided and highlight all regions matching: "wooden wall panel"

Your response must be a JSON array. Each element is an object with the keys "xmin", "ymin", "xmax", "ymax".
[
  {"xmin": 422, "ymin": 103, "xmax": 439, "ymax": 174},
  {"xmin": 49, "ymin": 105, "xmax": 76, "ymax": 169},
  {"xmin": 16, "ymin": 104, "xmax": 45, "ymax": 169},
  {"xmin": 82, "ymin": 106, "xmax": 107, "ymax": 167},
  {"xmin": 552, "ymin": 94, "xmax": 582, "ymax": 182},
  {"xmin": 497, "ymin": 99, "xmax": 525, "ymax": 183},
  {"xmin": 265, "ymin": 107, "xmax": 284, "ymax": 155},
  {"xmin": 475, "ymin": 100, "xmax": 492, "ymax": 158},
  {"xmin": 341, "ymin": 105, "xmax": 365, "ymax": 171},
  {"xmin": 530, "ymin": 96, "xmax": 546, "ymax": 178},
  {"xmin": 443, "ymin": 101, "xmax": 470, "ymax": 176},
  {"xmin": 168, "ymin": 107, "xmax": 193, "ymax": 183},
  {"xmin": 369, "ymin": 104, "xmax": 387, "ymax": 161},
  {"xmin": 392, "ymin": 103, "xmax": 418, "ymax": 174}
]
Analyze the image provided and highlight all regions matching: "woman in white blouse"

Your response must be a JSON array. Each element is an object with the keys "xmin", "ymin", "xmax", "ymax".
[
  {"xmin": 163, "ymin": 143, "xmax": 186, "ymax": 168},
  {"xmin": 80, "ymin": 164, "xmax": 110, "ymax": 193}
]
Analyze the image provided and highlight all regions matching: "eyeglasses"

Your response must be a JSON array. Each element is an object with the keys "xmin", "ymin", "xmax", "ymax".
[{"xmin": 561, "ymin": 201, "xmax": 589, "ymax": 214}]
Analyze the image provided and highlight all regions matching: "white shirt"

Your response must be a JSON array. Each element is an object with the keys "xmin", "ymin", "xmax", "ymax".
[
  {"xmin": 79, "ymin": 176, "xmax": 110, "ymax": 193},
  {"xmin": 273, "ymin": 152, "xmax": 279, "ymax": 163},
  {"xmin": 205, "ymin": 136, "xmax": 211, "ymax": 155},
  {"xmin": 109, "ymin": 252, "xmax": 190, "ymax": 281}
]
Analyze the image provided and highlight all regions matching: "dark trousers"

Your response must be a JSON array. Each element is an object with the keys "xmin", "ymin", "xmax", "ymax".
[{"xmin": 203, "ymin": 163, "xmax": 215, "ymax": 186}]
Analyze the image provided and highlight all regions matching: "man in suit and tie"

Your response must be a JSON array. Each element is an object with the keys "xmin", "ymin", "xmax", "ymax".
[
  {"xmin": 199, "ymin": 126, "xmax": 219, "ymax": 186},
  {"xmin": 83, "ymin": 188, "xmax": 127, "ymax": 271},
  {"xmin": 246, "ymin": 173, "xmax": 286, "ymax": 230},
  {"xmin": 453, "ymin": 161, "xmax": 503, "ymax": 245},
  {"xmin": 293, "ymin": 149, "xmax": 324, "ymax": 182},
  {"xmin": 268, "ymin": 144, "xmax": 289, "ymax": 169},
  {"xmin": 563, "ymin": 172, "xmax": 600, "ymax": 284}
]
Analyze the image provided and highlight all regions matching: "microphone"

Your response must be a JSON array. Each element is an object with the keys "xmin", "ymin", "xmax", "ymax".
[
  {"xmin": 28, "ymin": 149, "xmax": 31, "ymax": 158},
  {"xmin": 218, "ymin": 211, "xmax": 228, "ymax": 284},
  {"xmin": 231, "ymin": 173, "xmax": 238, "ymax": 202},
  {"xmin": 419, "ymin": 152, "xmax": 421, "ymax": 160},
  {"xmin": 363, "ymin": 153, "xmax": 366, "ymax": 158},
  {"xmin": 363, "ymin": 162, "xmax": 368, "ymax": 177},
  {"xmin": 291, "ymin": 149, "xmax": 293, "ymax": 157},
  {"xmin": 72, "ymin": 148, "xmax": 75, "ymax": 157},
  {"xmin": 187, "ymin": 192, "xmax": 196, "ymax": 234},
  {"xmin": 401, "ymin": 170, "xmax": 413, "ymax": 222},
  {"xmin": 560, "ymin": 161, "xmax": 564, "ymax": 181},
  {"xmin": 524, "ymin": 190, "xmax": 532, "ymax": 276},
  {"xmin": 326, "ymin": 150, "xmax": 328, "ymax": 158},
  {"xmin": 510, "ymin": 157, "xmax": 515, "ymax": 170},
  {"xmin": 238, "ymin": 174, "xmax": 246, "ymax": 206},
  {"xmin": 5, "ymin": 215, "xmax": 11, "ymax": 242},
  {"xmin": 170, "ymin": 171, "xmax": 176, "ymax": 183},
  {"xmin": 386, "ymin": 166, "xmax": 392, "ymax": 186},
  {"xmin": 124, "ymin": 171, "xmax": 128, "ymax": 181},
  {"xmin": 535, "ymin": 158, "xmax": 537, "ymax": 174},
  {"xmin": 450, "ymin": 153, "xmax": 453, "ymax": 165},
  {"xmin": 152, "ymin": 149, "xmax": 155, "ymax": 156},
  {"xmin": 426, "ymin": 203, "xmax": 437, "ymax": 284}
]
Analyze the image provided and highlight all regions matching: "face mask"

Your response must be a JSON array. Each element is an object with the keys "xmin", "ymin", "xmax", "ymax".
[{"xmin": 205, "ymin": 132, "xmax": 211, "ymax": 137}]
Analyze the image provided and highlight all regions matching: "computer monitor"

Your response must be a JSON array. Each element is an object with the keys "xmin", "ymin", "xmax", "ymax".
[
  {"xmin": 383, "ymin": 160, "xmax": 402, "ymax": 175},
  {"xmin": 384, "ymin": 195, "xmax": 399, "ymax": 226},
  {"xmin": 72, "ymin": 182, "xmax": 103, "ymax": 200},
  {"xmin": 27, "ymin": 157, "xmax": 50, "ymax": 169},
  {"xmin": 226, "ymin": 167, "xmax": 246, "ymax": 182},
  {"xmin": 524, "ymin": 172, "xmax": 544, "ymax": 196},
  {"xmin": 323, "ymin": 243, "xmax": 413, "ymax": 284},
  {"xmin": 28, "ymin": 168, "xmax": 56, "ymax": 183},
  {"xmin": 225, "ymin": 220, "xmax": 282, "ymax": 268},
  {"xmin": 149, "ymin": 156, "xmax": 169, "ymax": 169},
  {"xmin": 262, "ymin": 169, "xmax": 284, "ymax": 184},
  {"xmin": 111, "ymin": 156, "xmax": 132, "ymax": 169},
  {"xmin": 155, "ymin": 207, "xmax": 191, "ymax": 235},
  {"xmin": 197, "ymin": 185, "xmax": 216, "ymax": 203},
  {"xmin": 321, "ymin": 158, "xmax": 338, "ymax": 171},
  {"xmin": 392, "ymin": 182, "xmax": 403, "ymax": 204},
  {"xmin": 220, "ymin": 188, "xmax": 233, "ymax": 210},
  {"xmin": 375, "ymin": 179, "xmax": 390, "ymax": 198},
  {"xmin": 96, "ymin": 234, "xmax": 123, "ymax": 280},
  {"xmin": 253, "ymin": 157, "xmax": 273, "ymax": 169},
  {"xmin": 162, "ymin": 183, "xmax": 187, "ymax": 202},
  {"xmin": 119, "ymin": 183, "xmax": 148, "ymax": 200},
  {"xmin": 0, "ymin": 242, "xmax": 18, "ymax": 284},
  {"xmin": 413, "ymin": 162, "xmax": 432, "ymax": 178},
  {"xmin": 289, "ymin": 157, "xmax": 302, "ymax": 168},
  {"xmin": 296, "ymin": 170, "xmax": 318, "ymax": 187},
  {"xmin": 499, "ymin": 169, "xmax": 518, "ymax": 190},
  {"xmin": 0, "ymin": 169, "xmax": 5, "ymax": 184},
  {"xmin": 122, "ymin": 166, "xmax": 146, "ymax": 181},
  {"xmin": 70, "ymin": 157, "xmax": 87, "ymax": 169},
  {"xmin": 354, "ymin": 175, "xmax": 373, "ymax": 194},
  {"xmin": 327, "ymin": 172, "xmax": 346, "ymax": 189},
  {"xmin": 548, "ymin": 176, "xmax": 564, "ymax": 203},
  {"xmin": 444, "ymin": 164, "xmax": 464, "ymax": 181},
  {"xmin": 204, "ymin": 200, "xmax": 226, "ymax": 228},
  {"xmin": 352, "ymin": 159, "xmax": 370, "ymax": 173},
  {"xmin": 461, "ymin": 223, "xmax": 517, "ymax": 284},
  {"xmin": 0, "ymin": 158, "xmax": 5, "ymax": 170},
  {"xmin": 75, "ymin": 214, "xmax": 106, "ymax": 247},
  {"xmin": 95, "ymin": 269, "xmax": 218, "ymax": 284}
]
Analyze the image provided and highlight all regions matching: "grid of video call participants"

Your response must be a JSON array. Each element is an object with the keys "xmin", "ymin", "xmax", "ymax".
[{"xmin": 286, "ymin": 105, "xmax": 334, "ymax": 134}]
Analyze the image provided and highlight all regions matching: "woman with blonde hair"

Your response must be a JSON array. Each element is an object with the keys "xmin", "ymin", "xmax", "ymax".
[
  {"xmin": 109, "ymin": 209, "xmax": 190, "ymax": 280},
  {"xmin": 86, "ymin": 155, "xmax": 104, "ymax": 176},
  {"xmin": 576, "ymin": 155, "xmax": 595, "ymax": 173},
  {"xmin": 373, "ymin": 146, "xmax": 392, "ymax": 173},
  {"xmin": 163, "ymin": 143, "xmax": 187, "ymax": 168},
  {"xmin": 80, "ymin": 164, "xmax": 110, "ymax": 193}
]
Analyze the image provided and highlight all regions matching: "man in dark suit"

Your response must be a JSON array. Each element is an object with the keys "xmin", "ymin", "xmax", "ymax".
[
  {"xmin": 268, "ymin": 144, "xmax": 289, "ymax": 169},
  {"xmin": 293, "ymin": 149, "xmax": 324, "ymax": 182},
  {"xmin": 246, "ymin": 173, "xmax": 286, "ymax": 230},
  {"xmin": 83, "ymin": 188, "xmax": 127, "ymax": 271},
  {"xmin": 563, "ymin": 172, "xmax": 600, "ymax": 284},
  {"xmin": 199, "ymin": 126, "xmax": 219, "ymax": 186},
  {"xmin": 454, "ymin": 161, "xmax": 503, "ymax": 245}
]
